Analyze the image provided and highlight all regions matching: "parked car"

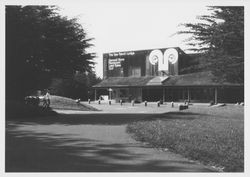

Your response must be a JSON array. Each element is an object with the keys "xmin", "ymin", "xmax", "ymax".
[
  {"xmin": 24, "ymin": 90, "xmax": 45, "ymax": 106},
  {"xmin": 24, "ymin": 96, "xmax": 40, "ymax": 106}
]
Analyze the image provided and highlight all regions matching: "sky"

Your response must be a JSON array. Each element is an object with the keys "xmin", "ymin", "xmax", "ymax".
[
  {"xmin": 57, "ymin": 0, "xmax": 214, "ymax": 78},
  {"xmin": 1, "ymin": 0, "xmax": 245, "ymax": 78}
]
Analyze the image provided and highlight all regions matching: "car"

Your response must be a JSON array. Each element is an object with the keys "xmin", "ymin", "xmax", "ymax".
[
  {"xmin": 24, "ymin": 91, "xmax": 45, "ymax": 106},
  {"xmin": 24, "ymin": 96, "xmax": 40, "ymax": 106}
]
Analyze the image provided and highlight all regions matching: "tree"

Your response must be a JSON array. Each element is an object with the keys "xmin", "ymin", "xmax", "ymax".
[
  {"xmin": 178, "ymin": 6, "xmax": 244, "ymax": 83},
  {"xmin": 64, "ymin": 72, "xmax": 102, "ymax": 100},
  {"xmin": 6, "ymin": 6, "xmax": 96, "ymax": 100}
]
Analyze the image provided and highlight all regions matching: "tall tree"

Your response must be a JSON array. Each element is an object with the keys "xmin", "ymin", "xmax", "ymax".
[
  {"xmin": 65, "ymin": 72, "xmax": 102, "ymax": 100},
  {"xmin": 6, "ymin": 6, "xmax": 95, "ymax": 100},
  {"xmin": 178, "ymin": 6, "xmax": 244, "ymax": 83}
]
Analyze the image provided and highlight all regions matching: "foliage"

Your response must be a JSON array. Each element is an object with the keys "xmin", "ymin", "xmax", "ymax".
[
  {"xmin": 179, "ymin": 53, "xmax": 205, "ymax": 74},
  {"xmin": 6, "ymin": 6, "xmax": 95, "ymax": 100},
  {"xmin": 57, "ymin": 72, "xmax": 102, "ymax": 100},
  {"xmin": 178, "ymin": 6, "xmax": 244, "ymax": 83},
  {"xmin": 127, "ymin": 106, "xmax": 244, "ymax": 172}
]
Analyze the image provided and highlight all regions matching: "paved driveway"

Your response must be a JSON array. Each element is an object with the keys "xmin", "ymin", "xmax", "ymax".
[{"xmin": 6, "ymin": 107, "xmax": 217, "ymax": 172}]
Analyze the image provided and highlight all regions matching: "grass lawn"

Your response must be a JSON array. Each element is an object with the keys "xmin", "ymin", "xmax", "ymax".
[
  {"xmin": 126, "ymin": 105, "xmax": 244, "ymax": 172},
  {"xmin": 50, "ymin": 95, "xmax": 98, "ymax": 111},
  {"xmin": 6, "ymin": 95, "xmax": 98, "ymax": 119}
]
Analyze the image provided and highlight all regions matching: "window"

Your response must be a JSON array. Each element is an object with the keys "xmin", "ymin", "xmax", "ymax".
[{"xmin": 130, "ymin": 66, "xmax": 141, "ymax": 77}]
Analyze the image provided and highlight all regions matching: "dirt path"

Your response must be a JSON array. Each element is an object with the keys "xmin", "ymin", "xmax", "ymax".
[{"xmin": 6, "ymin": 110, "xmax": 217, "ymax": 172}]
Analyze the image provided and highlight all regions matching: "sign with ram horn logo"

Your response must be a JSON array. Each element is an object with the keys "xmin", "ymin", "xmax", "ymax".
[
  {"xmin": 149, "ymin": 49, "xmax": 163, "ymax": 65},
  {"xmin": 158, "ymin": 50, "xmax": 169, "ymax": 71},
  {"xmin": 164, "ymin": 48, "xmax": 178, "ymax": 64}
]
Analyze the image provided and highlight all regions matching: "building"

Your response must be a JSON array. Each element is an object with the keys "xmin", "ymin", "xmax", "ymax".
[{"xmin": 93, "ymin": 47, "xmax": 244, "ymax": 103}]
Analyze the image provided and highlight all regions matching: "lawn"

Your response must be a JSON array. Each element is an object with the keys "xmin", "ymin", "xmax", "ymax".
[
  {"xmin": 50, "ymin": 95, "xmax": 98, "ymax": 111},
  {"xmin": 6, "ymin": 95, "xmax": 98, "ymax": 119},
  {"xmin": 126, "ymin": 105, "xmax": 244, "ymax": 172}
]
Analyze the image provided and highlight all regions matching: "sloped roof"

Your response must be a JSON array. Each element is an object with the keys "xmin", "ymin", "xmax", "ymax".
[
  {"xmin": 146, "ymin": 76, "xmax": 169, "ymax": 86},
  {"xmin": 93, "ymin": 76, "xmax": 154, "ymax": 88},
  {"xmin": 93, "ymin": 72, "xmax": 243, "ymax": 88},
  {"xmin": 162, "ymin": 71, "xmax": 243, "ymax": 86}
]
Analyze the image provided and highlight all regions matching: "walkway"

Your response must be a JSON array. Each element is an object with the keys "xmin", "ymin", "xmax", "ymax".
[{"xmin": 6, "ymin": 105, "xmax": 217, "ymax": 172}]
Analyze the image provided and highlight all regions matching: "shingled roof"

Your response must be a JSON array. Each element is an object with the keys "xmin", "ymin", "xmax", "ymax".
[
  {"xmin": 93, "ymin": 76, "xmax": 154, "ymax": 88},
  {"xmin": 93, "ymin": 71, "xmax": 243, "ymax": 88},
  {"xmin": 162, "ymin": 71, "xmax": 243, "ymax": 86}
]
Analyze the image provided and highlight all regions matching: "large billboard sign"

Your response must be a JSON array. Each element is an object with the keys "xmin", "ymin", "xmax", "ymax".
[
  {"xmin": 164, "ymin": 48, "xmax": 178, "ymax": 65},
  {"xmin": 108, "ymin": 58, "xmax": 125, "ymax": 70},
  {"xmin": 107, "ymin": 51, "xmax": 135, "ymax": 70},
  {"xmin": 149, "ymin": 48, "xmax": 179, "ymax": 72},
  {"xmin": 149, "ymin": 49, "xmax": 163, "ymax": 65},
  {"xmin": 103, "ymin": 47, "xmax": 181, "ymax": 78},
  {"xmin": 108, "ymin": 51, "xmax": 135, "ymax": 57},
  {"xmin": 104, "ymin": 50, "xmax": 145, "ymax": 77}
]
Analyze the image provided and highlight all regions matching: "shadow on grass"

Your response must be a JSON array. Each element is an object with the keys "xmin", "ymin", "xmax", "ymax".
[
  {"xmin": 142, "ymin": 111, "xmax": 207, "ymax": 121},
  {"xmin": 7, "ymin": 113, "xmax": 157, "ymax": 126},
  {"xmin": 6, "ymin": 128, "xmax": 215, "ymax": 172},
  {"xmin": 6, "ymin": 111, "xmax": 207, "ymax": 127},
  {"xmin": 6, "ymin": 102, "xmax": 58, "ymax": 119}
]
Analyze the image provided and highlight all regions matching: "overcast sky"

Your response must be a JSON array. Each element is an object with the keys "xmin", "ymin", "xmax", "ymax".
[
  {"xmin": 57, "ymin": 0, "xmax": 217, "ymax": 78},
  {"xmin": 1, "ymin": 0, "xmax": 246, "ymax": 78}
]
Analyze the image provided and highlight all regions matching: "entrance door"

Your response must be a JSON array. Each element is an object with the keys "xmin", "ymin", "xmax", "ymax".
[
  {"xmin": 129, "ymin": 88, "xmax": 142, "ymax": 103},
  {"xmin": 113, "ymin": 88, "xmax": 142, "ymax": 103},
  {"xmin": 142, "ymin": 88, "xmax": 163, "ymax": 102}
]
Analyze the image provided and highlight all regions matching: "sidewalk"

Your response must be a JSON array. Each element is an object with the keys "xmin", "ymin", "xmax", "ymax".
[
  {"xmin": 6, "ymin": 111, "xmax": 217, "ymax": 172},
  {"xmin": 77, "ymin": 101, "xmax": 180, "ymax": 114},
  {"xmin": 55, "ymin": 101, "xmax": 211, "ymax": 114}
]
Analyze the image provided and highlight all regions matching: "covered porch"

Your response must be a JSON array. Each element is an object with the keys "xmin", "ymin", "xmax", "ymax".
[{"xmin": 92, "ymin": 71, "xmax": 244, "ymax": 104}]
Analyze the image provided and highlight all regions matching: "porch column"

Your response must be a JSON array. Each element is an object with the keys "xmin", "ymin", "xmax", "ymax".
[
  {"xmin": 108, "ymin": 88, "xmax": 112, "ymax": 100},
  {"xmin": 163, "ymin": 88, "xmax": 165, "ymax": 103},
  {"xmin": 140, "ymin": 88, "xmax": 143, "ymax": 102},
  {"xmin": 94, "ymin": 89, "xmax": 97, "ymax": 101},
  {"xmin": 182, "ymin": 89, "xmax": 185, "ymax": 100},
  {"xmin": 147, "ymin": 88, "xmax": 149, "ymax": 101},
  {"xmin": 187, "ymin": 88, "xmax": 190, "ymax": 102},
  {"xmin": 214, "ymin": 87, "xmax": 218, "ymax": 104}
]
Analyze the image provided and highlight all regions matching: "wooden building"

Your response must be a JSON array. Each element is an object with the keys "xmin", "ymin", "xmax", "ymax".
[{"xmin": 93, "ymin": 48, "xmax": 243, "ymax": 103}]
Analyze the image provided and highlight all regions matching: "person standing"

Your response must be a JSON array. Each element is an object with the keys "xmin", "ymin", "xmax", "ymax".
[{"xmin": 44, "ymin": 90, "xmax": 51, "ymax": 108}]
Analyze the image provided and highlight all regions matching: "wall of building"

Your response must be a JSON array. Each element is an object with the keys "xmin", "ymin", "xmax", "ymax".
[{"xmin": 103, "ymin": 47, "xmax": 193, "ymax": 78}]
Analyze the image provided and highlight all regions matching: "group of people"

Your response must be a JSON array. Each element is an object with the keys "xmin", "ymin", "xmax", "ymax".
[{"xmin": 24, "ymin": 89, "xmax": 51, "ymax": 108}]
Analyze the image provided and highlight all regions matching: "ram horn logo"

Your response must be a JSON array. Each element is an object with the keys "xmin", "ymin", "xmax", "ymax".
[
  {"xmin": 149, "ymin": 49, "xmax": 163, "ymax": 65},
  {"xmin": 164, "ymin": 48, "xmax": 178, "ymax": 64}
]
